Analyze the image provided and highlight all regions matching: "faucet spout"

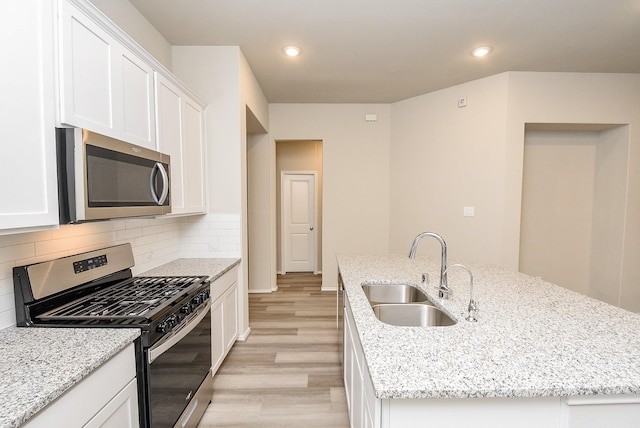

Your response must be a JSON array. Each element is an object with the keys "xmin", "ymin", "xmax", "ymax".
[
  {"xmin": 442, "ymin": 263, "xmax": 479, "ymax": 322},
  {"xmin": 408, "ymin": 232, "xmax": 449, "ymax": 298}
]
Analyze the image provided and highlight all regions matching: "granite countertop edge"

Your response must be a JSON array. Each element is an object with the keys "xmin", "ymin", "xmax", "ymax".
[{"xmin": 139, "ymin": 257, "xmax": 240, "ymax": 281}]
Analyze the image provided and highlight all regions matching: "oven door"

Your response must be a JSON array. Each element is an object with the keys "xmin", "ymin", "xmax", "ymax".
[{"xmin": 146, "ymin": 301, "xmax": 212, "ymax": 428}]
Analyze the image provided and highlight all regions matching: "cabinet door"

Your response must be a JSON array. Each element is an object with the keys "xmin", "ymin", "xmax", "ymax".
[
  {"xmin": 223, "ymin": 283, "xmax": 238, "ymax": 352},
  {"xmin": 211, "ymin": 296, "xmax": 225, "ymax": 373},
  {"xmin": 181, "ymin": 97, "xmax": 206, "ymax": 213},
  {"xmin": 0, "ymin": 0, "xmax": 58, "ymax": 232},
  {"xmin": 59, "ymin": 0, "xmax": 115, "ymax": 132},
  {"xmin": 155, "ymin": 76, "xmax": 184, "ymax": 209},
  {"xmin": 120, "ymin": 51, "xmax": 156, "ymax": 149},
  {"xmin": 84, "ymin": 379, "xmax": 139, "ymax": 428}
]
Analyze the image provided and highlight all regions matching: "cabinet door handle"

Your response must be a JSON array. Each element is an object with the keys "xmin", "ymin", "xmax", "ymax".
[{"xmin": 310, "ymin": 226, "xmax": 314, "ymax": 231}]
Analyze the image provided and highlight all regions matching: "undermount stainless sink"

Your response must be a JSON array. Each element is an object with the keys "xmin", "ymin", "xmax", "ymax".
[
  {"xmin": 361, "ymin": 283, "xmax": 429, "ymax": 305},
  {"xmin": 372, "ymin": 303, "xmax": 457, "ymax": 327}
]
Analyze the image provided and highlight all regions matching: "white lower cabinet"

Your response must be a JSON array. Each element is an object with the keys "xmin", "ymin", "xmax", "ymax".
[
  {"xmin": 24, "ymin": 343, "xmax": 138, "ymax": 428},
  {"xmin": 343, "ymin": 295, "xmax": 640, "ymax": 428},
  {"xmin": 211, "ymin": 266, "xmax": 239, "ymax": 374},
  {"xmin": 344, "ymin": 297, "xmax": 375, "ymax": 428}
]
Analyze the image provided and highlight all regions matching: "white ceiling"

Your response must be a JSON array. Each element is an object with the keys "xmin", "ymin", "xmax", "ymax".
[{"xmin": 129, "ymin": 0, "xmax": 640, "ymax": 103}]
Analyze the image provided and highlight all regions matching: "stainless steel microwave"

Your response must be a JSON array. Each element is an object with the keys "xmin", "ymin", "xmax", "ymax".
[{"xmin": 56, "ymin": 128, "xmax": 171, "ymax": 223}]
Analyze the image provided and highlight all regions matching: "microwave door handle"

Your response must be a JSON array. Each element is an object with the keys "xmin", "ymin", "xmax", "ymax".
[{"xmin": 150, "ymin": 162, "xmax": 169, "ymax": 205}]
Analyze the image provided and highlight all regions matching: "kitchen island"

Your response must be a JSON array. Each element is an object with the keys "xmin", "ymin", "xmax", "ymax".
[{"xmin": 337, "ymin": 254, "xmax": 640, "ymax": 428}]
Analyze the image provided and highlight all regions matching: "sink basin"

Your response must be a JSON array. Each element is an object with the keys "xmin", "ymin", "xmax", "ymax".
[
  {"xmin": 372, "ymin": 303, "xmax": 457, "ymax": 327},
  {"xmin": 361, "ymin": 283, "xmax": 429, "ymax": 304}
]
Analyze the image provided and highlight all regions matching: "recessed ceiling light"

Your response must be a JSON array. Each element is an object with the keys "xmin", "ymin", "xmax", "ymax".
[
  {"xmin": 283, "ymin": 46, "xmax": 302, "ymax": 57},
  {"xmin": 470, "ymin": 46, "xmax": 492, "ymax": 57}
]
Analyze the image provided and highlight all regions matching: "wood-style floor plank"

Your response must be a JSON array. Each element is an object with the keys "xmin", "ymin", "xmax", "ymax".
[{"xmin": 197, "ymin": 273, "xmax": 349, "ymax": 427}]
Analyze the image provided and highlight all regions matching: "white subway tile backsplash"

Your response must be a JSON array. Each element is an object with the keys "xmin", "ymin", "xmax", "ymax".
[
  {"xmin": 0, "ymin": 278, "xmax": 12, "ymax": 297},
  {"xmin": 0, "ymin": 309, "xmax": 15, "ymax": 331},
  {"xmin": 0, "ymin": 263, "xmax": 12, "ymax": 281},
  {"xmin": 35, "ymin": 232, "xmax": 118, "ymax": 257},
  {"xmin": 0, "ymin": 293, "xmax": 13, "ymax": 312},
  {"xmin": 116, "ymin": 227, "xmax": 144, "ymax": 241},
  {"xmin": 0, "ymin": 230, "xmax": 52, "ymax": 246},
  {"xmin": 0, "ymin": 213, "xmax": 241, "ymax": 329},
  {"xmin": 0, "ymin": 244, "xmax": 35, "ymax": 265}
]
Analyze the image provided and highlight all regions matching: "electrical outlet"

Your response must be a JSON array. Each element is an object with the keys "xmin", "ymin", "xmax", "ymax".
[
  {"xmin": 458, "ymin": 97, "xmax": 467, "ymax": 108},
  {"xmin": 463, "ymin": 206, "xmax": 475, "ymax": 217}
]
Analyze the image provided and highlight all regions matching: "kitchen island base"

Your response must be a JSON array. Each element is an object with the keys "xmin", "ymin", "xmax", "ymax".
[{"xmin": 376, "ymin": 395, "xmax": 640, "ymax": 428}]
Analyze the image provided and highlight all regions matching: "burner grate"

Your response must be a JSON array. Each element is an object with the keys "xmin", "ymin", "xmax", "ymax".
[{"xmin": 37, "ymin": 276, "xmax": 206, "ymax": 321}]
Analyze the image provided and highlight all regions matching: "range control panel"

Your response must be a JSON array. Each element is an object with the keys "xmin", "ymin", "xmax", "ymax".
[{"xmin": 73, "ymin": 254, "xmax": 108, "ymax": 274}]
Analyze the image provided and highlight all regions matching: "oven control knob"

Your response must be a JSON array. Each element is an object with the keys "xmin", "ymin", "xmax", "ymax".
[
  {"xmin": 180, "ymin": 304, "xmax": 193, "ymax": 314},
  {"xmin": 157, "ymin": 314, "xmax": 181, "ymax": 333},
  {"xmin": 168, "ymin": 314, "xmax": 180, "ymax": 327},
  {"xmin": 156, "ymin": 321, "xmax": 169, "ymax": 333},
  {"xmin": 192, "ymin": 295, "xmax": 203, "ymax": 305}
]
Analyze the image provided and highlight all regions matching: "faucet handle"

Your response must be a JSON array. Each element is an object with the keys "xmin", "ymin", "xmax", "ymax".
[{"xmin": 421, "ymin": 273, "xmax": 429, "ymax": 285}]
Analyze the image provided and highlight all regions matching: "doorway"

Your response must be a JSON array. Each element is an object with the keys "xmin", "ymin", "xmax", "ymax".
[{"xmin": 276, "ymin": 140, "xmax": 323, "ymax": 275}]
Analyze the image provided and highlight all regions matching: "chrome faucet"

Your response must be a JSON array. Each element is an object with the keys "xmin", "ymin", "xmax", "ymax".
[
  {"xmin": 442, "ymin": 263, "xmax": 479, "ymax": 322},
  {"xmin": 408, "ymin": 232, "xmax": 450, "ymax": 299}
]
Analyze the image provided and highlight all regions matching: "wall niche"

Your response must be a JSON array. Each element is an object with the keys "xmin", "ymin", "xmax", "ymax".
[{"xmin": 519, "ymin": 123, "xmax": 629, "ymax": 308}]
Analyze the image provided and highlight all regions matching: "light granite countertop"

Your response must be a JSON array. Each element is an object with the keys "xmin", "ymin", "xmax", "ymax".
[
  {"xmin": 0, "ymin": 327, "xmax": 140, "ymax": 428},
  {"xmin": 337, "ymin": 253, "xmax": 640, "ymax": 400}
]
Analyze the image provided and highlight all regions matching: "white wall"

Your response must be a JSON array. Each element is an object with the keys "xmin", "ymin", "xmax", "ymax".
[
  {"xmin": 247, "ymin": 132, "xmax": 275, "ymax": 293},
  {"xmin": 389, "ymin": 71, "xmax": 640, "ymax": 311},
  {"xmin": 269, "ymin": 104, "xmax": 392, "ymax": 291},
  {"xmin": 89, "ymin": 0, "xmax": 172, "ymax": 69},
  {"xmin": 389, "ymin": 73, "xmax": 510, "ymax": 264}
]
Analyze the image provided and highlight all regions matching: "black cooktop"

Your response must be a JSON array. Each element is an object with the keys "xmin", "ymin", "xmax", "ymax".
[{"xmin": 37, "ymin": 276, "xmax": 207, "ymax": 321}]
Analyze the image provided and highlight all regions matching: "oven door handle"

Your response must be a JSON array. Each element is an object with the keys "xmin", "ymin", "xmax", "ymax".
[{"xmin": 148, "ymin": 300, "xmax": 211, "ymax": 364}]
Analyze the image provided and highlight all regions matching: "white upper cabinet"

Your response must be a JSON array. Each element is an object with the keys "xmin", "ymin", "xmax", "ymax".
[
  {"xmin": 58, "ymin": 0, "xmax": 156, "ymax": 149},
  {"xmin": 0, "ymin": 0, "xmax": 59, "ymax": 233},
  {"xmin": 155, "ymin": 75, "xmax": 206, "ymax": 215}
]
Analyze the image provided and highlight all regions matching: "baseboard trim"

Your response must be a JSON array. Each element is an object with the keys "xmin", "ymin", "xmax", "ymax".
[{"xmin": 236, "ymin": 326, "xmax": 251, "ymax": 341}]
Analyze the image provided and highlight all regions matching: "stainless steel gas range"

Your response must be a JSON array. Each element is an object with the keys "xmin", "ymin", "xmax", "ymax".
[{"xmin": 13, "ymin": 243, "xmax": 213, "ymax": 428}]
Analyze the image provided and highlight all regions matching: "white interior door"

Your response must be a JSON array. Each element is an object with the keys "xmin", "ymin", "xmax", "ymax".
[{"xmin": 283, "ymin": 173, "xmax": 316, "ymax": 273}]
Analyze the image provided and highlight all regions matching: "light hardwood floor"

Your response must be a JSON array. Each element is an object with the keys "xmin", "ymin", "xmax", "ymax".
[{"xmin": 197, "ymin": 273, "xmax": 349, "ymax": 427}]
